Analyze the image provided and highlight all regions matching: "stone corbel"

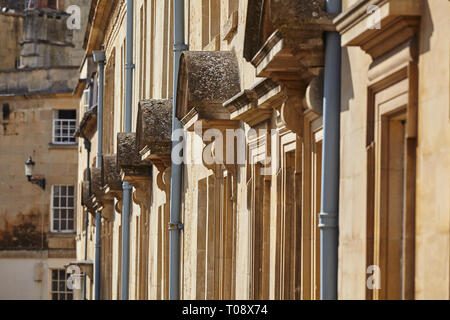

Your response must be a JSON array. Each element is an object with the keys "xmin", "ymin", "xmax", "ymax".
[
  {"xmin": 131, "ymin": 178, "xmax": 151, "ymax": 225},
  {"xmin": 117, "ymin": 132, "xmax": 152, "ymax": 182},
  {"xmin": 155, "ymin": 163, "xmax": 171, "ymax": 196},
  {"xmin": 81, "ymin": 180, "xmax": 97, "ymax": 215},
  {"xmin": 280, "ymin": 86, "xmax": 305, "ymax": 138},
  {"xmin": 197, "ymin": 119, "xmax": 241, "ymax": 203},
  {"xmin": 103, "ymin": 154, "xmax": 123, "ymax": 215},
  {"xmin": 136, "ymin": 98, "xmax": 173, "ymax": 200},
  {"xmin": 117, "ymin": 132, "xmax": 152, "ymax": 220}
]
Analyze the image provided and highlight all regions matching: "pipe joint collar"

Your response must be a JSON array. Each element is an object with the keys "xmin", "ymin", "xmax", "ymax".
[
  {"xmin": 122, "ymin": 182, "xmax": 132, "ymax": 191},
  {"xmin": 318, "ymin": 211, "xmax": 338, "ymax": 229}
]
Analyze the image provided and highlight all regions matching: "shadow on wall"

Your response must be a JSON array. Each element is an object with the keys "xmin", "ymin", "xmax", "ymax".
[
  {"xmin": 419, "ymin": 0, "xmax": 434, "ymax": 56},
  {"xmin": 341, "ymin": 47, "xmax": 354, "ymax": 113},
  {"xmin": 0, "ymin": 212, "xmax": 47, "ymax": 250}
]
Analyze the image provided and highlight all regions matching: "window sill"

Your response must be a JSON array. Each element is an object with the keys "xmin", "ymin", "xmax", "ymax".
[
  {"xmin": 48, "ymin": 232, "xmax": 76, "ymax": 238},
  {"xmin": 48, "ymin": 143, "xmax": 78, "ymax": 149}
]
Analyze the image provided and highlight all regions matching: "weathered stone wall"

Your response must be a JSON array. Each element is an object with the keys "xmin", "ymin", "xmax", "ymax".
[
  {"xmin": 0, "ymin": 96, "xmax": 79, "ymax": 251},
  {"xmin": 76, "ymin": 0, "xmax": 450, "ymax": 301},
  {"xmin": 0, "ymin": 13, "xmax": 22, "ymax": 71}
]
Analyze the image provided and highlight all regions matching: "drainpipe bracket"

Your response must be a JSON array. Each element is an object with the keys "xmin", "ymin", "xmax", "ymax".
[
  {"xmin": 168, "ymin": 222, "xmax": 184, "ymax": 230},
  {"xmin": 174, "ymin": 43, "xmax": 189, "ymax": 52},
  {"xmin": 318, "ymin": 211, "xmax": 338, "ymax": 229},
  {"xmin": 125, "ymin": 63, "xmax": 135, "ymax": 70}
]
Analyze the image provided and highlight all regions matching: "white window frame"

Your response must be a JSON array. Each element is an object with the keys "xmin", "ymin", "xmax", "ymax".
[
  {"xmin": 52, "ymin": 118, "xmax": 77, "ymax": 145},
  {"xmin": 83, "ymin": 88, "xmax": 90, "ymax": 113},
  {"xmin": 49, "ymin": 269, "xmax": 73, "ymax": 300},
  {"xmin": 51, "ymin": 185, "xmax": 75, "ymax": 233}
]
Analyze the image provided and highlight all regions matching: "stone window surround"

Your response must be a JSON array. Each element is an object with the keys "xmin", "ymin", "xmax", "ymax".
[{"xmin": 334, "ymin": 0, "xmax": 421, "ymax": 300}]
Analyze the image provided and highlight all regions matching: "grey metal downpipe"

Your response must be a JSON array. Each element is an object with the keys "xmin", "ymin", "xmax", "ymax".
[
  {"xmin": 93, "ymin": 50, "xmax": 106, "ymax": 300},
  {"xmin": 169, "ymin": 0, "xmax": 188, "ymax": 300},
  {"xmin": 80, "ymin": 132, "xmax": 91, "ymax": 300},
  {"xmin": 121, "ymin": 0, "xmax": 134, "ymax": 300},
  {"xmin": 319, "ymin": 0, "xmax": 342, "ymax": 300}
]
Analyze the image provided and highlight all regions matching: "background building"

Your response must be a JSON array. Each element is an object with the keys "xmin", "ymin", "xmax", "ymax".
[{"xmin": 0, "ymin": 0, "xmax": 91, "ymax": 300}]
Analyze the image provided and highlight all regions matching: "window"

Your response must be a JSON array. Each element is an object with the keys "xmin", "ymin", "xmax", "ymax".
[
  {"xmin": 50, "ymin": 269, "xmax": 73, "ymax": 300},
  {"xmin": 82, "ymin": 89, "xmax": 91, "ymax": 113},
  {"xmin": 2, "ymin": 104, "xmax": 10, "ymax": 120},
  {"xmin": 52, "ymin": 186, "xmax": 75, "ymax": 232},
  {"xmin": 53, "ymin": 110, "xmax": 76, "ymax": 144}
]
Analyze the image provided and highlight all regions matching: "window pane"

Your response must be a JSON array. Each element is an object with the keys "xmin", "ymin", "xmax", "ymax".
[
  {"xmin": 61, "ymin": 197, "xmax": 66, "ymax": 207},
  {"xmin": 68, "ymin": 197, "xmax": 74, "ymax": 207},
  {"xmin": 68, "ymin": 186, "xmax": 74, "ymax": 196},
  {"xmin": 52, "ymin": 293, "xmax": 58, "ymax": 300},
  {"xmin": 67, "ymin": 293, "xmax": 73, "ymax": 300},
  {"xmin": 68, "ymin": 220, "xmax": 74, "ymax": 231},
  {"xmin": 61, "ymin": 186, "xmax": 67, "ymax": 195},
  {"xmin": 53, "ymin": 197, "xmax": 59, "ymax": 207},
  {"xmin": 68, "ymin": 209, "xmax": 74, "ymax": 219},
  {"xmin": 61, "ymin": 220, "xmax": 67, "ymax": 231},
  {"xmin": 53, "ymin": 186, "xmax": 59, "ymax": 196},
  {"xmin": 59, "ymin": 280, "xmax": 66, "ymax": 292},
  {"xmin": 53, "ymin": 219, "xmax": 59, "ymax": 232},
  {"xmin": 52, "ymin": 281, "xmax": 58, "ymax": 291}
]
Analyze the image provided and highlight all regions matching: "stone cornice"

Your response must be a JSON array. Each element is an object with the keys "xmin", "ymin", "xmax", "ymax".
[
  {"xmin": 84, "ymin": 0, "xmax": 118, "ymax": 54},
  {"xmin": 223, "ymin": 78, "xmax": 278, "ymax": 127},
  {"xmin": 334, "ymin": 0, "xmax": 422, "ymax": 59}
]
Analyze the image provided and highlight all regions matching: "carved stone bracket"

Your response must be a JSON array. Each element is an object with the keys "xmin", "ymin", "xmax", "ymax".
[
  {"xmin": 195, "ymin": 119, "xmax": 241, "ymax": 203},
  {"xmin": 176, "ymin": 51, "xmax": 241, "ymax": 123},
  {"xmin": 103, "ymin": 154, "xmax": 123, "ymax": 215},
  {"xmin": 81, "ymin": 180, "xmax": 97, "ymax": 215},
  {"xmin": 117, "ymin": 132, "xmax": 152, "ymax": 182},
  {"xmin": 131, "ymin": 179, "xmax": 151, "ymax": 224},
  {"xmin": 117, "ymin": 132, "xmax": 152, "ymax": 220}
]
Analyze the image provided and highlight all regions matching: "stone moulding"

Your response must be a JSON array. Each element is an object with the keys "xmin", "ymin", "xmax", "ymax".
[
  {"xmin": 176, "ymin": 51, "xmax": 241, "ymax": 124},
  {"xmin": 244, "ymin": 0, "xmax": 335, "ymax": 63},
  {"xmin": 242, "ymin": 0, "xmax": 334, "ymax": 137},
  {"xmin": 334, "ymin": 0, "xmax": 422, "ymax": 59},
  {"xmin": 223, "ymin": 78, "xmax": 279, "ymax": 127},
  {"xmin": 335, "ymin": 0, "xmax": 421, "ymax": 301}
]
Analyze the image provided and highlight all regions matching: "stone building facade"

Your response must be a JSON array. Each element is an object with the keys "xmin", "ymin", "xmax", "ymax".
[
  {"xmin": 75, "ymin": 0, "xmax": 449, "ymax": 300},
  {"xmin": 0, "ymin": 0, "xmax": 91, "ymax": 299}
]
